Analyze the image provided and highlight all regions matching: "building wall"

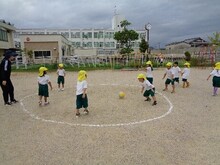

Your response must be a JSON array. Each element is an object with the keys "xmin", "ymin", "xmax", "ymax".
[{"xmin": 0, "ymin": 20, "xmax": 16, "ymax": 57}]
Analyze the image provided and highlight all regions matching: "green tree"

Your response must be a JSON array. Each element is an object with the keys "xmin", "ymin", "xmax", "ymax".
[
  {"xmin": 114, "ymin": 20, "xmax": 139, "ymax": 54},
  {"xmin": 208, "ymin": 32, "xmax": 220, "ymax": 47},
  {"xmin": 184, "ymin": 51, "xmax": 191, "ymax": 61},
  {"xmin": 139, "ymin": 38, "xmax": 149, "ymax": 60}
]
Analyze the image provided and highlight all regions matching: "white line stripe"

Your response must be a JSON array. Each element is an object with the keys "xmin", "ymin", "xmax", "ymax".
[{"xmin": 19, "ymin": 84, "xmax": 173, "ymax": 127}]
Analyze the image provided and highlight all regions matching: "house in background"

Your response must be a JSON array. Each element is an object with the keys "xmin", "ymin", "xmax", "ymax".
[
  {"xmin": 20, "ymin": 34, "xmax": 73, "ymax": 64},
  {"xmin": 0, "ymin": 19, "xmax": 16, "ymax": 57},
  {"xmin": 165, "ymin": 37, "xmax": 209, "ymax": 50}
]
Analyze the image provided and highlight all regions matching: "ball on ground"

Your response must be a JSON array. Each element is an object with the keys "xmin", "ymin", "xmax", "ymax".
[{"xmin": 119, "ymin": 91, "xmax": 125, "ymax": 99}]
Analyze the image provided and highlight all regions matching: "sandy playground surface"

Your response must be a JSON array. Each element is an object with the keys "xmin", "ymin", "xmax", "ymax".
[{"xmin": 0, "ymin": 68, "xmax": 219, "ymax": 165}]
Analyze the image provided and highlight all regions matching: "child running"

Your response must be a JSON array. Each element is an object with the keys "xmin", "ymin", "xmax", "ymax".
[
  {"xmin": 162, "ymin": 62, "xmax": 175, "ymax": 93},
  {"xmin": 181, "ymin": 62, "xmax": 190, "ymax": 88},
  {"xmin": 137, "ymin": 73, "xmax": 157, "ymax": 106},
  {"xmin": 57, "ymin": 63, "xmax": 66, "ymax": 91},
  {"xmin": 38, "ymin": 67, "xmax": 52, "ymax": 106},
  {"xmin": 172, "ymin": 61, "xmax": 181, "ymax": 84},
  {"xmin": 146, "ymin": 60, "xmax": 154, "ymax": 84},
  {"xmin": 207, "ymin": 62, "xmax": 220, "ymax": 96},
  {"xmin": 75, "ymin": 70, "xmax": 89, "ymax": 117}
]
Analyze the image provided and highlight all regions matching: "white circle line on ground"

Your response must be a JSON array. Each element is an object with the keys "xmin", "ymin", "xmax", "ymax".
[{"xmin": 19, "ymin": 84, "xmax": 173, "ymax": 127}]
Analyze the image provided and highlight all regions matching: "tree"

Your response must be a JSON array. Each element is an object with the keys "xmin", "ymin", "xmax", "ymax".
[
  {"xmin": 139, "ymin": 38, "xmax": 149, "ymax": 61},
  {"xmin": 208, "ymin": 32, "xmax": 220, "ymax": 47},
  {"xmin": 114, "ymin": 20, "xmax": 139, "ymax": 55},
  {"xmin": 184, "ymin": 51, "xmax": 191, "ymax": 61},
  {"xmin": 208, "ymin": 32, "xmax": 220, "ymax": 64}
]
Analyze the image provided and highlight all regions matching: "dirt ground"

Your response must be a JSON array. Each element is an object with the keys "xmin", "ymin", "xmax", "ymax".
[{"xmin": 0, "ymin": 68, "xmax": 219, "ymax": 165}]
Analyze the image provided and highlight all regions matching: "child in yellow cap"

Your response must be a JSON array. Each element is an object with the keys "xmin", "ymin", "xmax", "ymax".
[
  {"xmin": 137, "ymin": 73, "xmax": 157, "ymax": 105},
  {"xmin": 146, "ymin": 61, "xmax": 154, "ymax": 84},
  {"xmin": 181, "ymin": 62, "xmax": 190, "ymax": 88},
  {"xmin": 38, "ymin": 67, "xmax": 52, "ymax": 106},
  {"xmin": 75, "ymin": 70, "xmax": 89, "ymax": 117},
  {"xmin": 207, "ymin": 62, "xmax": 220, "ymax": 96},
  {"xmin": 57, "ymin": 63, "xmax": 66, "ymax": 91},
  {"xmin": 162, "ymin": 62, "xmax": 175, "ymax": 93}
]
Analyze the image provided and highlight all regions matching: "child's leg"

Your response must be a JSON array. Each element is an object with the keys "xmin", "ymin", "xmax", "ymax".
[
  {"xmin": 171, "ymin": 85, "xmax": 175, "ymax": 93},
  {"xmin": 75, "ymin": 109, "xmax": 80, "ymax": 117},
  {"xmin": 152, "ymin": 96, "xmax": 157, "ymax": 105},
  {"xmin": 186, "ymin": 81, "xmax": 190, "ymax": 87},
  {"xmin": 213, "ymin": 87, "xmax": 218, "ymax": 95},
  {"xmin": 44, "ymin": 97, "xmax": 49, "ymax": 105},
  {"xmin": 182, "ymin": 82, "xmax": 186, "ymax": 88},
  {"xmin": 39, "ymin": 96, "xmax": 42, "ymax": 105},
  {"xmin": 163, "ymin": 84, "xmax": 168, "ymax": 91}
]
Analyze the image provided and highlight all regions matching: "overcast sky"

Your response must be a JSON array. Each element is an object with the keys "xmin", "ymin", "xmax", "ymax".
[{"xmin": 1, "ymin": 0, "xmax": 220, "ymax": 48}]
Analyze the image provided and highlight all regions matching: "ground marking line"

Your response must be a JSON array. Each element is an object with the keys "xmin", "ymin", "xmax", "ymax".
[{"xmin": 19, "ymin": 84, "xmax": 173, "ymax": 127}]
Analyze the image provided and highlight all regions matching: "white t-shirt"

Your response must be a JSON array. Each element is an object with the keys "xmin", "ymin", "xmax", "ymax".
[
  {"xmin": 210, "ymin": 69, "xmax": 220, "ymax": 77},
  {"xmin": 146, "ymin": 67, "xmax": 153, "ymax": 78},
  {"xmin": 57, "ymin": 69, "xmax": 65, "ymax": 76},
  {"xmin": 76, "ymin": 80, "xmax": 87, "ymax": 95},
  {"xmin": 165, "ymin": 68, "xmax": 174, "ymax": 80},
  {"xmin": 141, "ymin": 79, "xmax": 154, "ymax": 91},
  {"xmin": 38, "ymin": 75, "xmax": 50, "ymax": 85},
  {"xmin": 172, "ymin": 66, "xmax": 181, "ymax": 78},
  {"xmin": 182, "ymin": 68, "xmax": 190, "ymax": 79}
]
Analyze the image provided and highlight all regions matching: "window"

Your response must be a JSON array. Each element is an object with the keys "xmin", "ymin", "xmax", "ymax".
[
  {"xmin": 0, "ymin": 29, "xmax": 8, "ymax": 41},
  {"xmin": 61, "ymin": 32, "xmax": 69, "ymax": 38},
  {"xmin": 34, "ymin": 51, "xmax": 51, "ymax": 59},
  {"xmin": 71, "ymin": 32, "xmax": 81, "ymax": 38}
]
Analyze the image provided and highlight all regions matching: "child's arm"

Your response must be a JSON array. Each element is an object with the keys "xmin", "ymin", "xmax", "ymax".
[
  {"xmin": 140, "ymin": 87, "xmax": 144, "ymax": 93},
  {"xmin": 162, "ymin": 73, "xmax": 166, "ymax": 79},
  {"xmin": 48, "ymin": 81, "xmax": 52, "ymax": 90},
  {"xmin": 82, "ymin": 88, "xmax": 87, "ymax": 98},
  {"xmin": 207, "ymin": 75, "xmax": 212, "ymax": 80}
]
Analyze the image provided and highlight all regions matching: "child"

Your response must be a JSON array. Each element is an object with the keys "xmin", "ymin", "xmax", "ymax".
[
  {"xmin": 137, "ymin": 73, "xmax": 157, "ymax": 106},
  {"xmin": 172, "ymin": 61, "xmax": 181, "ymax": 84},
  {"xmin": 181, "ymin": 62, "xmax": 190, "ymax": 88},
  {"xmin": 75, "ymin": 70, "xmax": 89, "ymax": 117},
  {"xmin": 57, "ymin": 63, "xmax": 66, "ymax": 91},
  {"xmin": 207, "ymin": 62, "xmax": 220, "ymax": 96},
  {"xmin": 146, "ymin": 60, "xmax": 154, "ymax": 84},
  {"xmin": 38, "ymin": 67, "xmax": 52, "ymax": 106},
  {"xmin": 162, "ymin": 62, "xmax": 175, "ymax": 93}
]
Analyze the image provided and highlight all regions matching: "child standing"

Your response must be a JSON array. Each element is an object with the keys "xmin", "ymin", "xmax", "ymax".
[
  {"xmin": 75, "ymin": 70, "xmax": 89, "ymax": 117},
  {"xmin": 207, "ymin": 62, "xmax": 220, "ymax": 96},
  {"xmin": 137, "ymin": 73, "xmax": 157, "ymax": 106},
  {"xmin": 57, "ymin": 63, "xmax": 65, "ymax": 91},
  {"xmin": 38, "ymin": 67, "xmax": 52, "ymax": 106},
  {"xmin": 146, "ymin": 61, "xmax": 154, "ymax": 84},
  {"xmin": 181, "ymin": 62, "xmax": 190, "ymax": 88},
  {"xmin": 172, "ymin": 61, "xmax": 181, "ymax": 84},
  {"xmin": 162, "ymin": 62, "xmax": 175, "ymax": 93}
]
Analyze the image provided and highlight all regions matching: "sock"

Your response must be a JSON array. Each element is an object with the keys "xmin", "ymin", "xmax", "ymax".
[{"xmin": 214, "ymin": 87, "xmax": 218, "ymax": 95}]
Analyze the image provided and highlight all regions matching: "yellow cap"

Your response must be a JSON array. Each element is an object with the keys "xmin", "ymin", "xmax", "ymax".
[
  {"xmin": 146, "ymin": 61, "xmax": 152, "ymax": 65},
  {"xmin": 59, "ymin": 63, "xmax": 64, "ymax": 68},
  {"xmin": 184, "ymin": 62, "xmax": 190, "ymax": 67},
  {"xmin": 39, "ymin": 67, "xmax": 48, "ymax": 76},
  {"xmin": 166, "ymin": 62, "xmax": 172, "ymax": 67},
  {"xmin": 137, "ymin": 73, "xmax": 146, "ymax": 80},
  {"xmin": 78, "ymin": 70, "xmax": 87, "ymax": 81},
  {"xmin": 214, "ymin": 62, "xmax": 220, "ymax": 69}
]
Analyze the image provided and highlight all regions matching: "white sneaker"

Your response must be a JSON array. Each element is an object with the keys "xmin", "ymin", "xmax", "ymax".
[
  {"xmin": 44, "ymin": 102, "xmax": 50, "ymax": 106},
  {"xmin": 61, "ymin": 88, "xmax": 64, "ymax": 91}
]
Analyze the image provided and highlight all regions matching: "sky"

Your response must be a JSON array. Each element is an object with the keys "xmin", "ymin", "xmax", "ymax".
[{"xmin": 0, "ymin": 0, "xmax": 220, "ymax": 48}]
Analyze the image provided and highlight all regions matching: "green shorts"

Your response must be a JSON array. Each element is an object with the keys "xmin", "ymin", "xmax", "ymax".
[
  {"xmin": 76, "ymin": 94, "xmax": 88, "ymax": 109},
  {"xmin": 174, "ymin": 77, "xmax": 179, "ymax": 83},
  {"xmin": 57, "ymin": 76, "xmax": 64, "ymax": 84},
  {"xmin": 165, "ymin": 79, "xmax": 174, "ymax": 85},
  {"xmin": 147, "ymin": 77, "xmax": 153, "ymax": 84},
  {"xmin": 38, "ymin": 84, "xmax": 49, "ymax": 97},
  {"xmin": 143, "ymin": 89, "xmax": 155, "ymax": 97},
  {"xmin": 213, "ymin": 76, "xmax": 220, "ymax": 87}
]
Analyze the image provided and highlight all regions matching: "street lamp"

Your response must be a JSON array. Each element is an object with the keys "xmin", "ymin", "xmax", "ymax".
[{"xmin": 145, "ymin": 23, "xmax": 152, "ymax": 60}]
